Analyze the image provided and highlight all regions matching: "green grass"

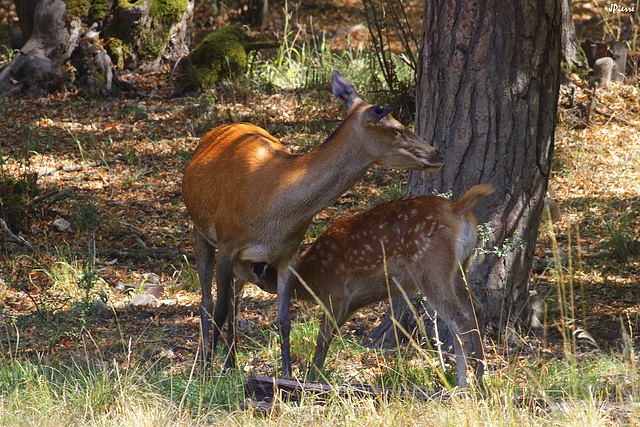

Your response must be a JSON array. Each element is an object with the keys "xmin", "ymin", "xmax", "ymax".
[
  {"xmin": 0, "ymin": 354, "xmax": 246, "ymax": 426},
  {"xmin": 249, "ymin": 12, "xmax": 373, "ymax": 93},
  {"xmin": 0, "ymin": 347, "xmax": 637, "ymax": 426}
]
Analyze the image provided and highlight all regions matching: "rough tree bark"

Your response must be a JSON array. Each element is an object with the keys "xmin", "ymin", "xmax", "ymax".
[
  {"xmin": 370, "ymin": 0, "xmax": 562, "ymax": 349},
  {"xmin": 0, "ymin": 0, "xmax": 193, "ymax": 97}
]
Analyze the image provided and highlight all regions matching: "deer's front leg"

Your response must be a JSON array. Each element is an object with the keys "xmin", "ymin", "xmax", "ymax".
[{"xmin": 275, "ymin": 260, "xmax": 298, "ymax": 378}]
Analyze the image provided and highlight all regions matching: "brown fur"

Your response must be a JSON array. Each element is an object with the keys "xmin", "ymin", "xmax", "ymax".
[
  {"xmin": 182, "ymin": 71, "xmax": 444, "ymax": 377},
  {"xmin": 252, "ymin": 184, "xmax": 494, "ymax": 387}
]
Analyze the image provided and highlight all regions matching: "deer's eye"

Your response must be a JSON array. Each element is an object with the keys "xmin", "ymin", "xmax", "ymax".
[{"xmin": 393, "ymin": 128, "xmax": 403, "ymax": 136}]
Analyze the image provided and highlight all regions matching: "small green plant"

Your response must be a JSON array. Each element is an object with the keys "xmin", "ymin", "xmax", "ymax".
[
  {"xmin": 126, "ymin": 146, "xmax": 137, "ymax": 166},
  {"xmin": 251, "ymin": 6, "xmax": 374, "ymax": 92},
  {"xmin": 75, "ymin": 200, "xmax": 100, "ymax": 275},
  {"xmin": 476, "ymin": 222, "xmax": 525, "ymax": 257},
  {"xmin": 372, "ymin": 351, "xmax": 452, "ymax": 393},
  {"xmin": 75, "ymin": 268, "xmax": 108, "ymax": 325},
  {"xmin": 66, "ymin": 127, "xmax": 90, "ymax": 163},
  {"xmin": 173, "ymin": 255, "xmax": 200, "ymax": 292},
  {"xmin": 603, "ymin": 208, "xmax": 640, "ymax": 262},
  {"xmin": 72, "ymin": 199, "xmax": 107, "ymax": 323},
  {"xmin": 0, "ymin": 45, "xmax": 18, "ymax": 63},
  {"xmin": 432, "ymin": 189, "xmax": 453, "ymax": 199},
  {"xmin": 14, "ymin": 124, "xmax": 39, "ymax": 166},
  {"xmin": 289, "ymin": 309, "xmax": 320, "ymax": 366},
  {"xmin": 0, "ymin": 124, "xmax": 42, "ymax": 228},
  {"xmin": 76, "ymin": 200, "xmax": 100, "ymax": 234},
  {"xmin": 36, "ymin": 255, "xmax": 107, "ymax": 320}
]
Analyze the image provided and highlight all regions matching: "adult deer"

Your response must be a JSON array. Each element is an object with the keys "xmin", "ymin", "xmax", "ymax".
[
  {"xmin": 182, "ymin": 70, "xmax": 444, "ymax": 378},
  {"xmin": 249, "ymin": 184, "xmax": 494, "ymax": 388}
]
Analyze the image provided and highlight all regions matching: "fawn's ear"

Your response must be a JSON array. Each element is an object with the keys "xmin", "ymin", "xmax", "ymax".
[
  {"xmin": 358, "ymin": 105, "xmax": 397, "ymax": 126},
  {"xmin": 331, "ymin": 70, "xmax": 363, "ymax": 111}
]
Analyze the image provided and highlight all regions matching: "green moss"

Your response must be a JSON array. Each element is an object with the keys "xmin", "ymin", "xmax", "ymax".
[
  {"xmin": 117, "ymin": 0, "xmax": 135, "ymax": 8},
  {"xmin": 88, "ymin": 0, "xmax": 112, "ymax": 21},
  {"xmin": 190, "ymin": 26, "xmax": 249, "ymax": 84},
  {"xmin": 105, "ymin": 38, "xmax": 130, "ymax": 69},
  {"xmin": 145, "ymin": 0, "xmax": 189, "ymax": 61},
  {"xmin": 93, "ymin": 69, "xmax": 106, "ymax": 84},
  {"xmin": 178, "ymin": 26, "xmax": 279, "ymax": 91},
  {"xmin": 150, "ymin": 0, "xmax": 189, "ymax": 26},
  {"xmin": 106, "ymin": 0, "xmax": 190, "ymax": 64},
  {"xmin": 139, "ymin": 28, "xmax": 168, "ymax": 61},
  {"xmin": 115, "ymin": 0, "xmax": 188, "ymax": 24},
  {"xmin": 64, "ymin": 0, "xmax": 90, "ymax": 18}
]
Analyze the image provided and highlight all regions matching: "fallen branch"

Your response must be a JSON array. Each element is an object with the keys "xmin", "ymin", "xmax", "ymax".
[
  {"xmin": 97, "ymin": 247, "xmax": 193, "ymax": 262},
  {"xmin": 594, "ymin": 107, "xmax": 640, "ymax": 129},
  {"xmin": 132, "ymin": 234, "xmax": 149, "ymax": 250},
  {"xmin": 29, "ymin": 186, "xmax": 77, "ymax": 207},
  {"xmin": 0, "ymin": 219, "xmax": 35, "ymax": 251},
  {"xmin": 242, "ymin": 376, "xmax": 443, "ymax": 412},
  {"xmin": 37, "ymin": 155, "xmax": 125, "ymax": 177}
]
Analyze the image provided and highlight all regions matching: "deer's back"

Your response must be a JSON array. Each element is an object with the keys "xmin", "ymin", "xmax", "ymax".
[
  {"xmin": 298, "ymin": 196, "xmax": 464, "ymax": 299},
  {"xmin": 182, "ymin": 123, "xmax": 295, "ymax": 246}
]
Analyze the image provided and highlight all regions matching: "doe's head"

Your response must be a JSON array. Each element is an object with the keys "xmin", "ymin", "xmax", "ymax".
[
  {"xmin": 331, "ymin": 69, "xmax": 444, "ymax": 172},
  {"xmin": 357, "ymin": 105, "xmax": 444, "ymax": 172}
]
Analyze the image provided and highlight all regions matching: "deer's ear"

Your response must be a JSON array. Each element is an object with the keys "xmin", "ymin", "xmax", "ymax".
[
  {"xmin": 331, "ymin": 70, "xmax": 362, "ymax": 111},
  {"xmin": 359, "ymin": 105, "xmax": 397, "ymax": 126}
]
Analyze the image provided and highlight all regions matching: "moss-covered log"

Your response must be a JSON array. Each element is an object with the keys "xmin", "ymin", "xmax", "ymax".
[
  {"xmin": 176, "ymin": 25, "xmax": 278, "ymax": 93},
  {"xmin": 0, "ymin": 0, "xmax": 193, "ymax": 97}
]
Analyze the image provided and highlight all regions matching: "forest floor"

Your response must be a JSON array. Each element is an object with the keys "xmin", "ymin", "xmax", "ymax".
[{"xmin": 0, "ymin": 0, "xmax": 639, "ymax": 387}]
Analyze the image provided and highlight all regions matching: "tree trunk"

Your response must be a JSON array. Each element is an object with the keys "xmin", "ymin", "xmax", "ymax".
[
  {"xmin": 0, "ymin": 0, "xmax": 81, "ymax": 96},
  {"xmin": 561, "ymin": 0, "xmax": 585, "ymax": 68},
  {"xmin": 0, "ymin": 0, "xmax": 193, "ymax": 97},
  {"xmin": 370, "ymin": 0, "xmax": 561, "ymax": 348},
  {"xmin": 247, "ymin": 0, "xmax": 269, "ymax": 28},
  {"xmin": 106, "ymin": 0, "xmax": 193, "ymax": 72}
]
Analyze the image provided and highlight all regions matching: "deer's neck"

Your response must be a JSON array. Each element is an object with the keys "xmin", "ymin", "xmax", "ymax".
[{"xmin": 275, "ymin": 124, "xmax": 372, "ymax": 219}]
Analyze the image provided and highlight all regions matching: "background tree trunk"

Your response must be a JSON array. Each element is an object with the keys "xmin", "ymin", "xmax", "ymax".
[
  {"xmin": 0, "ymin": 0, "xmax": 193, "ymax": 97},
  {"xmin": 370, "ymin": 0, "xmax": 562, "ymax": 349},
  {"xmin": 106, "ymin": 0, "xmax": 193, "ymax": 72},
  {"xmin": 561, "ymin": 0, "xmax": 585, "ymax": 68},
  {"xmin": 0, "ymin": 0, "xmax": 81, "ymax": 96},
  {"xmin": 247, "ymin": 0, "xmax": 269, "ymax": 28}
]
